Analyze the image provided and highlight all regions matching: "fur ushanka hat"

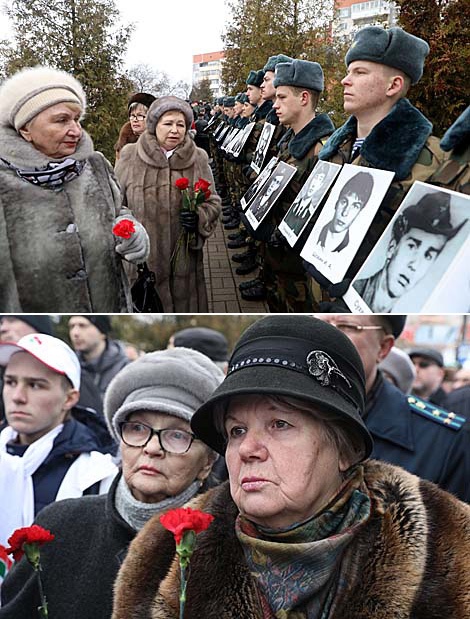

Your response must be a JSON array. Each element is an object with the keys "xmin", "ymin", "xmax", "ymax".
[
  {"xmin": 104, "ymin": 347, "xmax": 224, "ymax": 444},
  {"xmin": 274, "ymin": 59, "xmax": 324, "ymax": 92},
  {"xmin": 0, "ymin": 65, "xmax": 86, "ymax": 131},
  {"xmin": 345, "ymin": 26, "xmax": 429, "ymax": 85},
  {"xmin": 246, "ymin": 70, "xmax": 265, "ymax": 87},
  {"xmin": 146, "ymin": 96, "xmax": 193, "ymax": 134}
]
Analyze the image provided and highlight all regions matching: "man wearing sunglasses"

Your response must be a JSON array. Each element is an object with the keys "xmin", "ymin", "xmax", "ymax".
[
  {"xmin": 409, "ymin": 348, "xmax": 448, "ymax": 407},
  {"xmin": 318, "ymin": 314, "xmax": 470, "ymax": 503}
]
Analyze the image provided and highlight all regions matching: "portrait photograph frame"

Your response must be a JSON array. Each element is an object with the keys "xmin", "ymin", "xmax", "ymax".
[
  {"xmin": 250, "ymin": 122, "xmax": 276, "ymax": 174},
  {"xmin": 279, "ymin": 160, "xmax": 342, "ymax": 247},
  {"xmin": 344, "ymin": 181, "xmax": 470, "ymax": 314},
  {"xmin": 300, "ymin": 164, "xmax": 395, "ymax": 283},
  {"xmin": 245, "ymin": 160, "xmax": 297, "ymax": 230},
  {"xmin": 230, "ymin": 122, "xmax": 256, "ymax": 158},
  {"xmin": 240, "ymin": 156, "xmax": 279, "ymax": 210}
]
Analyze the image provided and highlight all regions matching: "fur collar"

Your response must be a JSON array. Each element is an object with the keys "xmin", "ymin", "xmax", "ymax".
[
  {"xmin": 115, "ymin": 121, "xmax": 138, "ymax": 153},
  {"xmin": 440, "ymin": 106, "xmax": 470, "ymax": 152},
  {"xmin": 286, "ymin": 113, "xmax": 335, "ymax": 160},
  {"xmin": 254, "ymin": 100, "xmax": 273, "ymax": 121},
  {"xmin": 0, "ymin": 123, "xmax": 94, "ymax": 167},
  {"xmin": 134, "ymin": 131, "xmax": 197, "ymax": 169},
  {"xmin": 319, "ymin": 99, "xmax": 432, "ymax": 180}
]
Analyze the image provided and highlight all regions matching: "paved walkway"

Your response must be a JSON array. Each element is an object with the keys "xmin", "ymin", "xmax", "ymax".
[{"xmin": 204, "ymin": 218, "xmax": 269, "ymax": 313}]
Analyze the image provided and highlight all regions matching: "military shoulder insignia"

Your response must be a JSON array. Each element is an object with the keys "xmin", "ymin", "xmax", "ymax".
[
  {"xmin": 408, "ymin": 395, "xmax": 466, "ymax": 431},
  {"xmin": 306, "ymin": 350, "xmax": 352, "ymax": 389}
]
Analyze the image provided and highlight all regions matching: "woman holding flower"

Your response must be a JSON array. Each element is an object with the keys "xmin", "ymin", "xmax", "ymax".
[
  {"xmin": 112, "ymin": 316, "xmax": 470, "ymax": 619},
  {"xmin": 115, "ymin": 95, "xmax": 221, "ymax": 312},
  {"xmin": 0, "ymin": 66, "xmax": 149, "ymax": 312},
  {"xmin": 1, "ymin": 348, "xmax": 223, "ymax": 619}
]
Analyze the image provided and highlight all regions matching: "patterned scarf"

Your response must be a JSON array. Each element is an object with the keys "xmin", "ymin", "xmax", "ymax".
[
  {"xmin": 0, "ymin": 157, "xmax": 86, "ymax": 190},
  {"xmin": 236, "ymin": 466, "xmax": 371, "ymax": 619}
]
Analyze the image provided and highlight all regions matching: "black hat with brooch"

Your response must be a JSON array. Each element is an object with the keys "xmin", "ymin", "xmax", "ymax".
[{"xmin": 191, "ymin": 315, "xmax": 372, "ymax": 458}]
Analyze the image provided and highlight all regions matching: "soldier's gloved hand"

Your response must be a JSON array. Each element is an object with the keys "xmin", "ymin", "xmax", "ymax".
[
  {"xmin": 114, "ymin": 216, "xmax": 150, "ymax": 264},
  {"xmin": 180, "ymin": 210, "xmax": 199, "ymax": 233}
]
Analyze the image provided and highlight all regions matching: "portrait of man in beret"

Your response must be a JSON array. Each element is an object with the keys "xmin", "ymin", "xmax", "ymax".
[{"xmin": 353, "ymin": 189, "xmax": 468, "ymax": 312}]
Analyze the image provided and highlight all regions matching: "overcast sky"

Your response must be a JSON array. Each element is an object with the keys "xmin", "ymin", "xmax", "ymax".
[{"xmin": 0, "ymin": 1, "xmax": 230, "ymax": 84}]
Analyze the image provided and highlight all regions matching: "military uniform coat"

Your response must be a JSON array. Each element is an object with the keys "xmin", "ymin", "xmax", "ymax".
[
  {"xmin": 313, "ymin": 98, "xmax": 443, "ymax": 301},
  {"xmin": 0, "ymin": 125, "xmax": 131, "ymax": 312},
  {"xmin": 115, "ymin": 131, "xmax": 221, "ymax": 312},
  {"xmin": 366, "ymin": 374, "xmax": 470, "ymax": 503},
  {"xmin": 112, "ymin": 462, "xmax": 470, "ymax": 619}
]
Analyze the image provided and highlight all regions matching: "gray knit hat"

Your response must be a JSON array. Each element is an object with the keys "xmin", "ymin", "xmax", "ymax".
[
  {"xmin": 345, "ymin": 26, "xmax": 430, "ymax": 85},
  {"xmin": 146, "ymin": 96, "xmax": 193, "ymax": 134},
  {"xmin": 274, "ymin": 59, "xmax": 324, "ymax": 92},
  {"xmin": 0, "ymin": 66, "xmax": 86, "ymax": 131},
  {"xmin": 263, "ymin": 54, "xmax": 294, "ymax": 73},
  {"xmin": 104, "ymin": 347, "xmax": 225, "ymax": 443}
]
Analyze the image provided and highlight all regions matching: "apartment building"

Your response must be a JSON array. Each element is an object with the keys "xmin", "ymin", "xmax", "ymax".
[
  {"xmin": 192, "ymin": 51, "xmax": 225, "ymax": 99},
  {"xmin": 334, "ymin": 0, "xmax": 397, "ymax": 35}
]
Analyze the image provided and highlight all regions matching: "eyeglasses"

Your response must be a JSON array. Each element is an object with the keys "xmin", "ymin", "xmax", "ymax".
[
  {"xmin": 329, "ymin": 322, "xmax": 385, "ymax": 335},
  {"xmin": 119, "ymin": 421, "xmax": 196, "ymax": 454},
  {"xmin": 129, "ymin": 114, "xmax": 146, "ymax": 121}
]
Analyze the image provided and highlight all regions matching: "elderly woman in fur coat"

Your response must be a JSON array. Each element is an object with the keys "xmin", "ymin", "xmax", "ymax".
[
  {"xmin": 112, "ymin": 316, "xmax": 470, "ymax": 619},
  {"xmin": 0, "ymin": 66, "xmax": 150, "ymax": 312},
  {"xmin": 115, "ymin": 96, "xmax": 221, "ymax": 312}
]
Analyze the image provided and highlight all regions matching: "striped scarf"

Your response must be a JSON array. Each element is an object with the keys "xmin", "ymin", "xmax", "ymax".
[{"xmin": 236, "ymin": 466, "xmax": 371, "ymax": 619}]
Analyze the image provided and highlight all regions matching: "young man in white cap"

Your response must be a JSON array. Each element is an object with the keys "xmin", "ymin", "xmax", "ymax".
[
  {"xmin": 307, "ymin": 26, "xmax": 443, "ymax": 306},
  {"xmin": 0, "ymin": 333, "xmax": 117, "ymax": 546}
]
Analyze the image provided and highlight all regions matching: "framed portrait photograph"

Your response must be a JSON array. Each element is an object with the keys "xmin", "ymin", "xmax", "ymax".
[
  {"xmin": 240, "ymin": 156, "xmax": 279, "ymax": 210},
  {"xmin": 245, "ymin": 161, "xmax": 297, "ymax": 230},
  {"xmin": 230, "ymin": 122, "xmax": 256, "ymax": 158},
  {"xmin": 250, "ymin": 123, "xmax": 276, "ymax": 174},
  {"xmin": 300, "ymin": 164, "xmax": 395, "ymax": 283},
  {"xmin": 213, "ymin": 122, "xmax": 227, "ymax": 140},
  {"xmin": 279, "ymin": 160, "xmax": 342, "ymax": 247},
  {"xmin": 204, "ymin": 114, "xmax": 219, "ymax": 131},
  {"xmin": 221, "ymin": 127, "xmax": 238, "ymax": 151},
  {"xmin": 344, "ymin": 182, "xmax": 470, "ymax": 314},
  {"xmin": 215, "ymin": 124, "xmax": 231, "ymax": 143}
]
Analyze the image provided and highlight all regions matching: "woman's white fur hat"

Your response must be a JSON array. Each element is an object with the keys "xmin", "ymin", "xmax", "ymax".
[
  {"xmin": 104, "ymin": 347, "xmax": 225, "ymax": 443},
  {"xmin": 0, "ymin": 65, "xmax": 86, "ymax": 131}
]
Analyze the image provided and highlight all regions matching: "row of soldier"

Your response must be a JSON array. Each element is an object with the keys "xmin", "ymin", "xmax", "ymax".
[{"xmin": 205, "ymin": 25, "xmax": 469, "ymax": 312}]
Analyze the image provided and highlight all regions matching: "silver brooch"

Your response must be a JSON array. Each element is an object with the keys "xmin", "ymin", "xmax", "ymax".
[{"xmin": 306, "ymin": 350, "xmax": 352, "ymax": 389}]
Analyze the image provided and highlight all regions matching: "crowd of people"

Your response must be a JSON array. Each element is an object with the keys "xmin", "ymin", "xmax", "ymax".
[
  {"xmin": 0, "ymin": 24, "xmax": 467, "ymax": 313},
  {"xmin": 0, "ymin": 314, "xmax": 469, "ymax": 618}
]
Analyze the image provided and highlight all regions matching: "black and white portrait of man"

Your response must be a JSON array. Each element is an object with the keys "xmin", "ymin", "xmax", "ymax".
[
  {"xmin": 279, "ymin": 161, "xmax": 341, "ymax": 245},
  {"xmin": 351, "ymin": 190, "xmax": 467, "ymax": 312},
  {"xmin": 251, "ymin": 123, "xmax": 275, "ymax": 173},
  {"xmin": 246, "ymin": 161, "xmax": 297, "ymax": 229}
]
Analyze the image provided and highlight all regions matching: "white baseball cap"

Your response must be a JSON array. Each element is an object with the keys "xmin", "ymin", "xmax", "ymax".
[{"xmin": 0, "ymin": 333, "xmax": 81, "ymax": 390}]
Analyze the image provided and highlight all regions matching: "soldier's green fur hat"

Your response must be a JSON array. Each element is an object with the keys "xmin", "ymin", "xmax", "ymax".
[
  {"xmin": 345, "ymin": 26, "xmax": 429, "ymax": 85},
  {"xmin": 223, "ymin": 96, "xmax": 236, "ymax": 107},
  {"xmin": 246, "ymin": 70, "xmax": 265, "ymax": 87},
  {"xmin": 274, "ymin": 59, "xmax": 324, "ymax": 92},
  {"xmin": 263, "ymin": 54, "xmax": 294, "ymax": 73},
  {"xmin": 235, "ymin": 93, "xmax": 249, "ymax": 104},
  {"xmin": 217, "ymin": 97, "xmax": 225, "ymax": 106}
]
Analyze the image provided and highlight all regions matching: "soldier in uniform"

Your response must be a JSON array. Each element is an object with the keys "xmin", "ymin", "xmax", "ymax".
[
  {"xmin": 306, "ymin": 26, "xmax": 444, "ymax": 306},
  {"xmin": 428, "ymin": 105, "xmax": 470, "ymax": 195},
  {"xmin": 258, "ymin": 59, "xmax": 335, "ymax": 312},
  {"xmin": 319, "ymin": 314, "xmax": 470, "ymax": 503}
]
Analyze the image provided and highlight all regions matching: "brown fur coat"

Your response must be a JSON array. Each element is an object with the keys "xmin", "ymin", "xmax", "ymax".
[
  {"xmin": 115, "ymin": 131, "xmax": 221, "ymax": 312},
  {"xmin": 114, "ymin": 121, "xmax": 139, "ymax": 161},
  {"xmin": 112, "ymin": 460, "xmax": 470, "ymax": 619}
]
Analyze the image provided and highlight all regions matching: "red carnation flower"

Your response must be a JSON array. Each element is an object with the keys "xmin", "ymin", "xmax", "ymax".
[
  {"xmin": 112, "ymin": 219, "xmax": 136, "ymax": 239},
  {"xmin": 160, "ymin": 507, "xmax": 214, "ymax": 545},
  {"xmin": 7, "ymin": 525, "xmax": 55, "ymax": 562},
  {"xmin": 194, "ymin": 178, "xmax": 211, "ymax": 193},
  {"xmin": 175, "ymin": 177, "xmax": 190, "ymax": 190}
]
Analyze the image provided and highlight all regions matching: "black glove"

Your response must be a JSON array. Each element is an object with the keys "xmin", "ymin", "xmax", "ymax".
[
  {"xmin": 302, "ymin": 260, "xmax": 351, "ymax": 298},
  {"xmin": 180, "ymin": 210, "xmax": 199, "ymax": 233}
]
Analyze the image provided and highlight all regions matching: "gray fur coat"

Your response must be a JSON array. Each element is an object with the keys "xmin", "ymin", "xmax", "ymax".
[
  {"xmin": 115, "ymin": 132, "xmax": 221, "ymax": 312},
  {"xmin": 0, "ymin": 125, "xmax": 131, "ymax": 312}
]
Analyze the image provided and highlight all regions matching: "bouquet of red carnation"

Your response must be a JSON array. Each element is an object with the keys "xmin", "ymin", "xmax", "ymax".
[
  {"xmin": 6, "ymin": 525, "xmax": 55, "ymax": 618},
  {"xmin": 171, "ymin": 177, "xmax": 212, "ymax": 271},
  {"xmin": 160, "ymin": 507, "xmax": 214, "ymax": 619}
]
